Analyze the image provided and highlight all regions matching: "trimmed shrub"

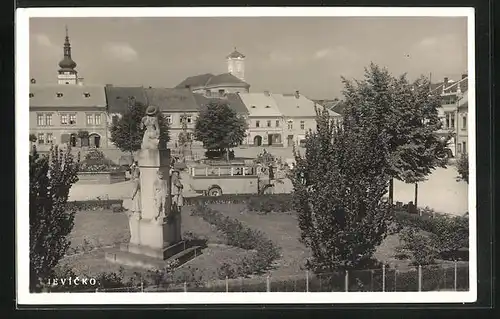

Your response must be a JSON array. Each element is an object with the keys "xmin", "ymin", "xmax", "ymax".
[
  {"xmin": 191, "ymin": 204, "xmax": 281, "ymax": 277},
  {"xmin": 66, "ymin": 199, "xmax": 124, "ymax": 212}
]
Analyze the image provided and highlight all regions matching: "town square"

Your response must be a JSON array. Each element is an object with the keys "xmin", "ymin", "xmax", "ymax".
[{"xmin": 26, "ymin": 13, "xmax": 471, "ymax": 295}]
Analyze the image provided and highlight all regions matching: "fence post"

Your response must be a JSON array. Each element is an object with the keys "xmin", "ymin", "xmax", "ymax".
[
  {"xmin": 418, "ymin": 265, "xmax": 422, "ymax": 292},
  {"xmin": 394, "ymin": 269, "xmax": 398, "ymax": 292},
  {"xmin": 382, "ymin": 264, "xmax": 386, "ymax": 292},
  {"xmin": 345, "ymin": 270, "xmax": 349, "ymax": 292},
  {"xmin": 266, "ymin": 275, "xmax": 271, "ymax": 292},
  {"xmin": 226, "ymin": 276, "xmax": 229, "ymax": 293},
  {"xmin": 183, "ymin": 282, "xmax": 187, "ymax": 292},
  {"xmin": 306, "ymin": 271, "xmax": 309, "ymax": 292},
  {"xmin": 454, "ymin": 261, "xmax": 457, "ymax": 291},
  {"xmin": 141, "ymin": 281, "xmax": 144, "ymax": 292},
  {"xmin": 370, "ymin": 270, "xmax": 374, "ymax": 291}
]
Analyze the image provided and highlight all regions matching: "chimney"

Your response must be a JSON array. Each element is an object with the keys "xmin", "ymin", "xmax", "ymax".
[
  {"xmin": 295, "ymin": 90, "xmax": 300, "ymax": 99},
  {"xmin": 444, "ymin": 77, "xmax": 449, "ymax": 84},
  {"xmin": 77, "ymin": 77, "xmax": 84, "ymax": 86},
  {"xmin": 462, "ymin": 73, "xmax": 467, "ymax": 79}
]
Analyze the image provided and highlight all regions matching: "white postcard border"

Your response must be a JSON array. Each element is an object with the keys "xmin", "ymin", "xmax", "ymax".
[{"xmin": 16, "ymin": 6, "xmax": 477, "ymax": 305}]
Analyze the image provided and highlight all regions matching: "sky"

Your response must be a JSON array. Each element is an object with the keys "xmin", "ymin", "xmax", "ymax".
[{"xmin": 29, "ymin": 16, "xmax": 468, "ymax": 99}]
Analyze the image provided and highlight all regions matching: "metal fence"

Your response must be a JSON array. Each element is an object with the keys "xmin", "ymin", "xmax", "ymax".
[{"xmin": 89, "ymin": 262, "xmax": 469, "ymax": 293}]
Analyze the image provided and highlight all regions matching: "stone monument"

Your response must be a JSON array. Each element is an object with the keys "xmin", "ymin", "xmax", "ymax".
[{"xmin": 106, "ymin": 105, "xmax": 199, "ymax": 269}]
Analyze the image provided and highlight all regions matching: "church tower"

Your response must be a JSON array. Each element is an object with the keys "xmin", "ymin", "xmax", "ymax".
[
  {"xmin": 57, "ymin": 26, "xmax": 78, "ymax": 85},
  {"xmin": 226, "ymin": 47, "xmax": 245, "ymax": 81}
]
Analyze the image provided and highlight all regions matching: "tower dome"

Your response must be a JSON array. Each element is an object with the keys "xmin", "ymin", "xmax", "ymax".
[{"xmin": 58, "ymin": 26, "xmax": 77, "ymax": 71}]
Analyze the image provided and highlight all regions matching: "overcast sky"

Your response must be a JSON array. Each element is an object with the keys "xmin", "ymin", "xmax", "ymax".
[{"xmin": 29, "ymin": 16, "xmax": 468, "ymax": 99}]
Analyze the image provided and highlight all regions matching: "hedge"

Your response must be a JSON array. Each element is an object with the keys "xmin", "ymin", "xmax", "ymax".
[
  {"xmin": 66, "ymin": 199, "xmax": 124, "ymax": 212},
  {"xmin": 191, "ymin": 204, "xmax": 281, "ymax": 278}
]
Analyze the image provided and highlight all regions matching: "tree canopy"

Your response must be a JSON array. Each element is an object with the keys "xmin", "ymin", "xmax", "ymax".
[
  {"xmin": 110, "ymin": 102, "xmax": 170, "ymax": 154},
  {"xmin": 194, "ymin": 100, "xmax": 247, "ymax": 160},
  {"xmin": 341, "ymin": 63, "xmax": 448, "ymax": 185},
  {"xmin": 292, "ymin": 107, "xmax": 392, "ymax": 272}
]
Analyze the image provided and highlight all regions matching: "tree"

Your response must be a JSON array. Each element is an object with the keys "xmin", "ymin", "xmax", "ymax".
[
  {"xmin": 30, "ymin": 145, "xmax": 80, "ymax": 291},
  {"xmin": 291, "ymin": 107, "xmax": 393, "ymax": 272},
  {"xmin": 194, "ymin": 100, "xmax": 247, "ymax": 161},
  {"xmin": 29, "ymin": 133, "xmax": 37, "ymax": 143},
  {"xmin": 110, "ymin": 102, "xmax": 170, "ymax": 155},
  {"xmin": 341, "ymin": 63, "xmax": 449, "ymax": 208},
  {"xmin": 77, "ymin": 130, "xmax": 89, "ymax": 147},
  {"xmin": 456, "ymin": 152, "xmax": 469, "ymax": 183}
]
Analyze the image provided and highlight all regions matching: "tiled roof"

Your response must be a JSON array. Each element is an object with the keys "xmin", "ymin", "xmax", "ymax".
[
  {"xmin": 273, "ymin": 93, "xmax": 318, "ymax": 117},
  {"xmin": 458, "ymin": 91, "xmax": 468, "ymax": 109},
  {"xmin": 329, "ymin": 100, "xmax": 346, "ymax": 115},
  {"xmin": 226, "ymin": 49, "xmax": 245, "ymax": 59},
  {"xmin": 205, "ymin": 73, "xmax": 249, "ymax": 88},
  {"xmin": 104, "ymin": 86, "xmax": 148, "ymax": 114},
  {"xmin": 29, "ymin": 84, "xmax": 106, "ymax": 108},
  {"xmin": 238, "ymin": 93, "xmax": 282, "ymax": 117},
  {"xmin": 430, "ymin": 76, "xmax": 468, "ymax": 95},
  {"xmin": 175, "ymin": 73, "xmax": 214, "ymax": 89},
  {"xmin": 193, "ymin": 93, "xmax": 248, "ymax": 115},
  {"xmin": 144, "ymin": 88, "xmax": 199, "ymax": 112},
  {"xmin": 176, "ymin": 73, "xmax": 249, "ymax": 90}
]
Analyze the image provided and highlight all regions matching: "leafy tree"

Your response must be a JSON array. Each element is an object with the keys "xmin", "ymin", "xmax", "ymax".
[
  {"xmin": 77, "ymin": 130, "xmax": 89, "ymax": 147},
  {"xmin": 30, "ymin": 145, "xmax": 80, "ymax": 292},
  {"xmin": 456, "ymin": 152, "xmax": 469, "ymax": 183},
  {"xmin": 341, "ymin": 63, "xmax": 449, "ymax": 207},
  {"xmin": 194, "ymin": 100, "xmax": 247, "ymax": 161},
  {"xmin": 110, "ymin": 102, "xmax": 170, "ymax": 155},
  {"xmin": 29, "ymin": 133, "xmax": 37, "ymax": 143},
  {"xmin": 291, "ymin": 107, "xmax": 393, "ymax": 272}
]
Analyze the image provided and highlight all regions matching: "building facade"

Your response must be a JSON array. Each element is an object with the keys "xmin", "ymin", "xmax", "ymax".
[
  {"xmin": 29, "ymin": 28, "xmax": 108, "ymax": 150},
  {"xmin": 226, "ymin": 48, "xmax": 245, "ymax": 81},
  {"xmin": 431, "ymin": 74, "xmax": 468, "ymax": 157},
  {"xmin": 29, "ymin": 84, "xmax": 108, "ymax": 150},
  {"xmin": 456, "ymin": 92, "xmax": 468, "ymax": 156},
  {"xmin": 238, "ymin": 92, "xmax": 284, "ymax": 146}
]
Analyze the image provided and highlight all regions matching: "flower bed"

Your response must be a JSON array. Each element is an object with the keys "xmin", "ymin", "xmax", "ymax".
[
  {"xmin": 77, "ymin": 171, "xmax": 126, "ymax": 184},
  {"xmin": 191, "ymin": 204, "xmax": 281, "ymax": 279},
  {"xmin": 77, "ymin": 149, "xmax": 126, "ymax": 184},
  {"xmin": 66, "ymin": 199, "xmax": 124, "ymax": 212}
]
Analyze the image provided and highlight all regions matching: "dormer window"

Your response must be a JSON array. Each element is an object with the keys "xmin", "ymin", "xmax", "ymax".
[
  {"xmin": 83, "ymin": 92, "xmax": 91, "ymax": 98},
  {"xmin": 251, "ymin": 105, "xmax": 256, "ymax": 108},
  {"xmin": 296, "ymin": 105, "xmax": 300, "ymax": 108},
  {"xmin": 56, "ymin": 92, "xmax": 63, "ymax": 98},
  {"xmin": 265, "ymin": 105, "xmax": 270, "ymax": 108},
  {"xmin": 29, "ymin": 93, "xmax": 34, "ymax": 98}
]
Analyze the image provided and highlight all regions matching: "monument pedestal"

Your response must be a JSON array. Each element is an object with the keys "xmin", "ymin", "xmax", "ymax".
[{"xmin": 105, "ymin": 148, "xmax": 200, "ymax": 270}]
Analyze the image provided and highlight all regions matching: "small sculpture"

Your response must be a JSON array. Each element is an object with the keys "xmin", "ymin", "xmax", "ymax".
[
  {"xmin": 140, "ymin": 105, "xmax": 160, "ymax": 150},
  {"xmin": 153, "ymin": 169, "xmax": 168, "ymax": 223},
  {"xmin": 171, "ymin": 170, "xmax": 184, "ymax": 214},
  {"xmin": 127, "ymin": 168, "xmax": 141, "ymax": 243}
]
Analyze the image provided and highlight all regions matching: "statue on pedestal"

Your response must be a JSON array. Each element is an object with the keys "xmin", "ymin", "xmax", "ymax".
[
  {"xmin": 171, "ymin": 170, "xmax": 184, "ymax": 214},
  {"xmin": 140, "ymin": 105, "xmax": 160, "ymax": 150},
  {"xmin": 153, "ymin": 169, "xmax": 168, "ymax": 223}
]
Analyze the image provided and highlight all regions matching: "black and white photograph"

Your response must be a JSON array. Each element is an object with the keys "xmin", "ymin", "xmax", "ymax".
[{"xmin": 16, "ymin": 7, "xmax": 476, "ymax": 305}]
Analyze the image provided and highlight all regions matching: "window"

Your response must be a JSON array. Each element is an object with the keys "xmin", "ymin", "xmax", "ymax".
[
  {"xmin": 267, "ymin": 120, "xmax": 271, "ymax": 127},
  {"xmin": 462, "ymin": 141, "xmax": 467, "ymax": 153},
  {"xmin": 37, "ymin": 114, "xmax": 45, "ymax": 126},
  {"xmin": 95, "ymin": 114, "xmax": 102, "ymax": 125},
  {"xmin": 69, "ymin": 114, "xmax": 76, "ymax": 125},
  {"xmin": 37, "ymin": 133, "xmax": 44, "ymax": 144},
  {"xmin": 457, "ymin": 143, "xmax": 462, "ymax": 153},
  {"xmin": 186, "ymin": 115, "xmax": 192, "ymax": 124},
  {"xmin": 29, "ymin": 93, "xmax": 34, "ymax": 98},
  {"xmin": 275, "ymin": 120, "xmax": 280, "ymax": 127},
  {"xmin": 86, "ymin": 114, "xmax": 94, "ymax": 125},
  {"xmin": 165, "ymin": 115, "xmax": 172, "ymax": 124},
  {"xmin": 450, "ymin": 114, "xmax": 455, "ymax": 129},
  {"xmin": 61, "ymin": 114, "xmax": 68, "ymax": 125},
  {"xmin": 288, "ymin": 123, "xmax": 293, "ymax": 130},
  {"xmin": 45, "ymin": 114, "xmax": 52, "ymax": 126},
  {"xmin": 205, "ymin": 90, "xmax": 211, "ymax": 97},
  {"xmin": 46, "ymin": 133, "xmax": 53, "ymax": 144},
  {"xmin": 462, "ymin": 115, "xmax": 467, "ymax": 129},
  {"xmin": 56, "ymin": 92, "xmax": 63, "ymax": 98},
  {"xmin": 218, "ymin": 89, "xmax": 225, "ymax": 97},
  {"xmin": 300, "ymin": 120, "xmax": 305, "ymax": 130},
  {"xmin": 256, "ymin": 120, "xmax": 260, "ymax": 128},
  {"xmin": 445, "ymin": 116, "xmax": 450, "ymax": 129}
]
